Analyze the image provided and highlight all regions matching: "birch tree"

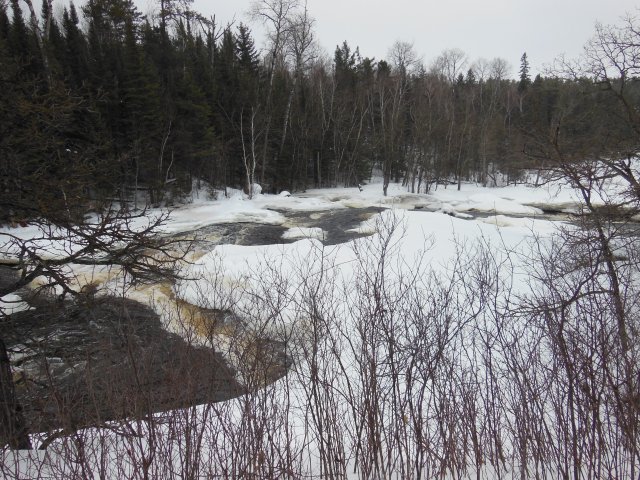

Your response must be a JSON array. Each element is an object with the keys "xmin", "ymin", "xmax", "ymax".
[{"xmin": 249, "ymin": 0, "xmax": 300, "ymax": 185}]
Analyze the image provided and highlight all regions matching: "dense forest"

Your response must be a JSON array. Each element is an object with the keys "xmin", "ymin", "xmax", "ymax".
[{"xmin": 1, "ymin": 0, "xmax": 638, "ymax": 220}]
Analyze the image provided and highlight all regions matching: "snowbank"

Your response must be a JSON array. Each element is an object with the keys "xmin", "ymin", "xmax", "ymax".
[{"xmin": 0, "ymin": 293, "xmax": 32, "ymax": 315}]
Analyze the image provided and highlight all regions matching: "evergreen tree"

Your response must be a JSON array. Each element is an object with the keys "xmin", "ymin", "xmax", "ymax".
[
  {"xmin": 0, "ymin": 0, "xmax": 631, "ymax": 205},
  {"xmin": 377, "ymin": 59, "xmax": 391, "ymax": 77},
  {"xmin": 120, "ymin": 16, "xmax": 164, "ymax": 197},
  {"xmin": 213, "ymin": 28, "xmax": 243, "ymax": 186},
  {"xmin": 166, "ymin": 20, "xmax": 214, "ymax": 192},
  {"xmin": 329, "ymin": 41, "xmax": 371, "ymax": 186},
  {"xmin": 0, "ymin": 26, "xmax": 19, "ymax": 214},
  {"xmin": 518, "ymin": 52, "xmax": 531, "ymax": 93},
  {"xmin": 42, "ymin": 0, "xmax": 65, "ymax": 77},
  {"xmin": 465, "ymin": 67, "xmax": 476, "ymax": 85},
  {"xmin": 234, "ymin": 24, "xmax": 262, "ymax": 190},
  {"xmin": 334, "ymin": 41, "xmax": 358, "ymax": 89},
  {"xmin": 140, "ymin": 19, "xmax": 175, "ymax": 93},
  {"xmin": 0, "ymin": 2, "xmax": 10, "ymax": 42},
  {"xmin": 8, "ymin": 0, "xmax": 31, "ymax": 62},
  {"xmin": 236, "ymin": 23, "xmax": 259, "ymax": 72},
  {"xmin": 62, "ymin": 2, "xmax": 88, "ymax": 89}
]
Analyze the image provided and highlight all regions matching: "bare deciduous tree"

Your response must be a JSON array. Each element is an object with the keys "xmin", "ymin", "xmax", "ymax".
[
  {"xmin": 249, "ymin": 0, "xmax": 301, "ymax": 185},
  {"xmin": 0, "ymin": 205, "xmax": 192, "ymax": 449}
]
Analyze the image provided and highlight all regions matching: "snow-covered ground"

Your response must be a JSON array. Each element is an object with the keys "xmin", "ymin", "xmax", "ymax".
[
  {"xmin": 4, "ymin": 176, "xmax": 625, "ymax": 479},
  {"xmin": 167, "ymin": 178, "xmax": 569, "ymax": 286},
  {"xmin": 95, "ymin": 178, "xmax": 565, "ymax": 400},
  {"xmin": 2, "ymin": 178, "xmax": 571, "ymax": 342},
  {"xmin": 158, "ymin": 178, "xmax": 581, "ymax": 236}
]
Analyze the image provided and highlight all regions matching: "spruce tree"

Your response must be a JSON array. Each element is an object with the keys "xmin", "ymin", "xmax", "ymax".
[
  {"xmin": 166, "ymin": 20, "xmax": 213, "ymax": 193},
  {"xmin": 236, "ymin": 23, "xmax": 259, "ymax": 73},
  {"xmin": 42, "ymin": 0, "xmax": 65, "ymax": 77},
  {"xmin": 0, "ymin": 3, "xmax": 10, "ymax": 42},
  {"xmin": 465, "ymin": 67, "xmax": 476, "ymax": 86},
  {"xmin": 120, "ymin": 17, "xmax": 164, "ymax": 199},
  {"xmin": 213, "ymin": 28, "xmax": 243, "ymax": 186},
  {"xmin": 62, "ymin": 2, "xmax": 88, "ymax": 89},
  {"xmin": 518, "ymin": 52, "xmax": 531, "ymax": 93},
  {"xmin": 334, "ymin": 41, "xmax": 357, "ymax": 89},
  {"xmin": 8, "ymin": 0, "xmax": 31, "ymax": 62}
]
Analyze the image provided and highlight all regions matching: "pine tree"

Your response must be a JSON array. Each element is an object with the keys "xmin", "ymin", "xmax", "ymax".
[{"xmin": 0, "ymin": 25, "xmax": 20, "ymax": 214}]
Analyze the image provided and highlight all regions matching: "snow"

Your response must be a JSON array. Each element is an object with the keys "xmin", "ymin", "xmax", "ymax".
[
  {"xmin": 160, "ymin": 193, "xmax": 286, "ymax": 233},
  {"xmin": 251, "ymin": 183, "xmax": 262, "ymax": 195},
  {"xmin": 0, "ymin": 177, "xmax": 582, "ymax": 349},
  {"xmin": 0, "ymin": 224, "xmax": 81, "ymax": 261},
  {"xmin": 115, "ymin": 178, "xmax": 580, "ymax": 404},
  {"xmin": 143, "ymin": 179, "xmax": 578, "ymax": 238},
  {"xmin": 125, "ymin": 176, "xmax": 590, "ymax": 238},
  {"xmin": 171, "ymin": 205, "xmax": 547, "ymax": 334},
  {"xmin": 175, "ymin": 239, "xmax": 328, "ymax": 315},
  {"xmin": 0, "ymin": 177, "xmax": 577, "ymax": 320},
  {"xmin": 478, "ymin": 214, "xmax": 559, "ymax": 234},
  {"xmin": 0, "ymin": 294, "xmax": 32, "ymax": 315},
  {"xmin": 1, "ymin": 175, "xmax": 614, "ymax": 478},
  {"xmin": 281, "ymin": 227, "xmax": 325, "ymax": 240},
  {"xmin": 448, "ymin": 192, "xmax": 543, "ymax": 215}
]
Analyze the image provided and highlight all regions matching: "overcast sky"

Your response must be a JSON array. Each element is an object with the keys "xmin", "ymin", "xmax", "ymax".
[{"xmin": 135, "ymin": 0, "xmax": 637, "ymax": 77}]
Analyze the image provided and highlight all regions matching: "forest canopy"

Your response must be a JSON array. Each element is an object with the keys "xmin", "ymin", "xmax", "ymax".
[{"xmin": 0, "ymin": 0, "xmax": 638, "ymax": 217}]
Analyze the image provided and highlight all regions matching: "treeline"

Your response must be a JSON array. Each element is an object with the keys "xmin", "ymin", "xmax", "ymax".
[{"xmin": 0, "ymin": 0, "xmax": 637, "ymax": 215}]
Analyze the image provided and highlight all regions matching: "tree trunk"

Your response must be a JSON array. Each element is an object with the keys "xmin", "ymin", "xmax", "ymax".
[
  {"xmin": 0, "ymin": 337, "xmax": 32, "ymax": 449},
  {"xmin": 278, "ymin": 79, "xmax": 297, "ymax": 167},
  {"xmin": 259, "ymin": 38, "xmax": 281, "ymax": 185}
]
